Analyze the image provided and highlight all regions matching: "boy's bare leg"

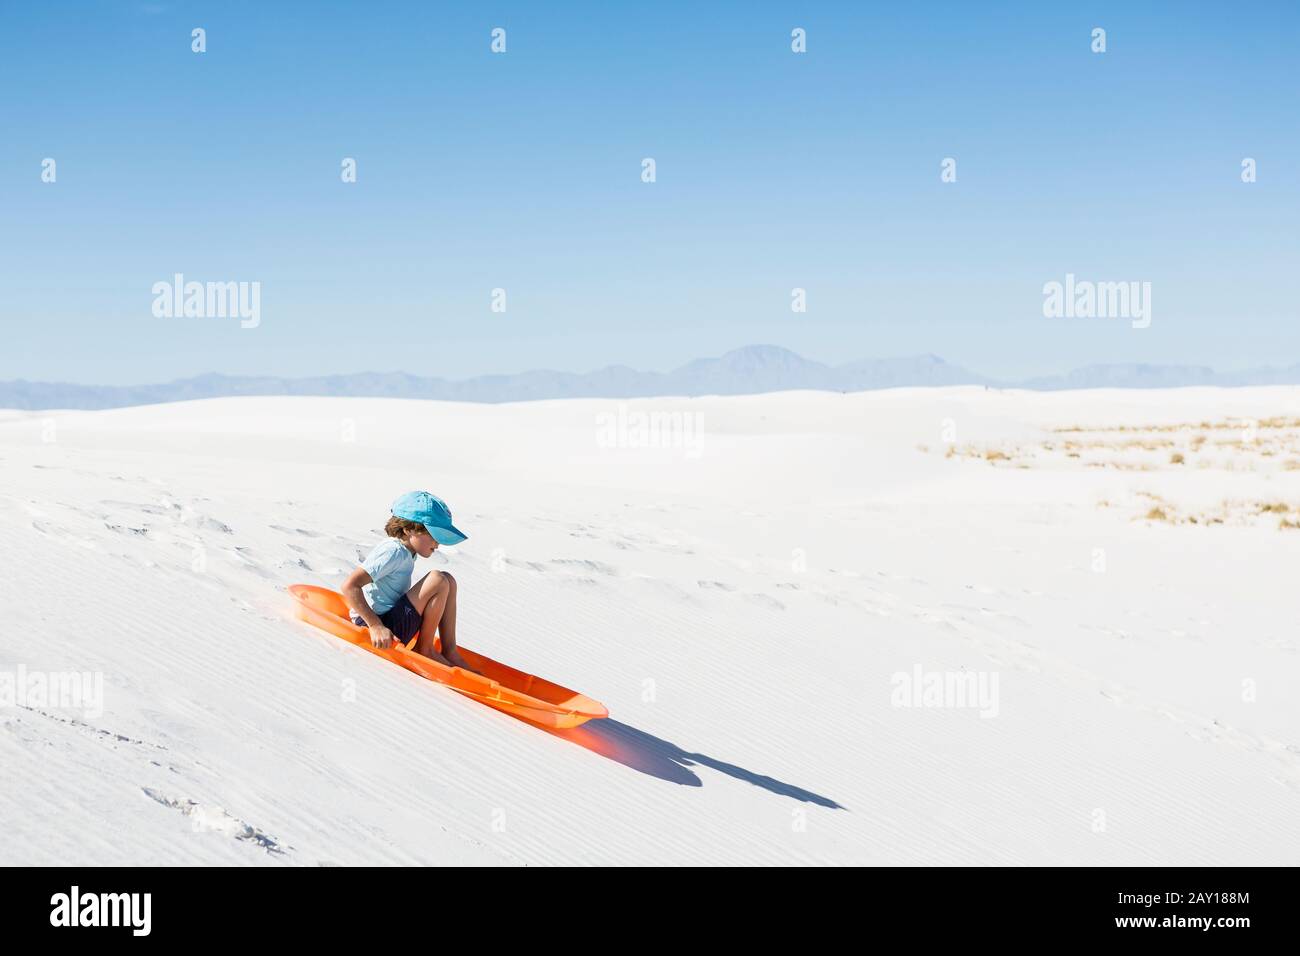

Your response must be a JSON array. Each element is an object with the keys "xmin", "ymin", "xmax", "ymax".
[
  {"xmin": 435, "ymin": 573, "xmax": 467, "ymax": 664},
  {"xmin": 406, "ymin": 572, "xmax": 453, "ymax": 664},
  {"xmin": 405, "ymin": 571, "xmax": 477, "ymax": 671}
]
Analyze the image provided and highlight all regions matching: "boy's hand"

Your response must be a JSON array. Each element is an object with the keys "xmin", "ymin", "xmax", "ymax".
[{"xmin": 369, "ymin": 624, "xmax": 397, "ymax": 649}]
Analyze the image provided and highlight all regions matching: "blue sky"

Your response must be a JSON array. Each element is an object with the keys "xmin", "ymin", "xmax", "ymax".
[{"xmin": 1, "ymin": 1, "xmax": 1297, "ymax": 384}]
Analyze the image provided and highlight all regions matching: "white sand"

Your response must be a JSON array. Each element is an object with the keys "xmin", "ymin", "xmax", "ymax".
[{"xmin": 2, "ymin": 386, "xmax": 1298, "ymax": 865}]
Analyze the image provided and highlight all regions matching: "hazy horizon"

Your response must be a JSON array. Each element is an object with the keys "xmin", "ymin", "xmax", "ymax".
[{"xmin": 5, "ymin": 342, "xmax": 1300, "ymax": 390}]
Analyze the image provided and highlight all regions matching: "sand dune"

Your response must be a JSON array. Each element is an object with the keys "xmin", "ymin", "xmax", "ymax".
[{"xmin": 2, "ymin": 387, "xmax": 1298, "ymax": 864}]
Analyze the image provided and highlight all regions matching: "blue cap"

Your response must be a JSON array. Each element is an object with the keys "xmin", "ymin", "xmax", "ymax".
[{"xmin": 391, "ymin": 491, "xmax": 467, "ymax": 545}]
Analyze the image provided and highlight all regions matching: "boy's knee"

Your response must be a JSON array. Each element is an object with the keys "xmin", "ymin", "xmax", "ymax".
[
  {"xmin": 412, "ymin": 570, "xmax": 442, "ymax": 594},
  {"xmin": 421, "ymin": 569, "xmax": 454, "ymax": 596}
]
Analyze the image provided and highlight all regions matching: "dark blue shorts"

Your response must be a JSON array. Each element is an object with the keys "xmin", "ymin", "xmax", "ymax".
[{"xmin": 353, "ymin": 594, "xmax": 423, "ymax": 644}]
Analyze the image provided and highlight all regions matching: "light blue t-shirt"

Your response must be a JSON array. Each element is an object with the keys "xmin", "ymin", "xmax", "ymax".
[{"xmin": 360, "ymin": 538, "xmax": 415, "ymax": 614}]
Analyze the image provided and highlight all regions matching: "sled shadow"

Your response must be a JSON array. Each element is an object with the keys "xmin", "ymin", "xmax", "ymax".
[{"xmin": 544, "ymin": 718, "xmax": 845, "ymax": 809}]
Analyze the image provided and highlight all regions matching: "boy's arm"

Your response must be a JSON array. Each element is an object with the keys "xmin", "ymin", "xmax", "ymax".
[
  {"xmin": 341, "ymin": 567, "xmax": 383, "ymax": 629},
  {"xmin": 343, "ymin": 567, "xmax": 396, "ymax": 649}
]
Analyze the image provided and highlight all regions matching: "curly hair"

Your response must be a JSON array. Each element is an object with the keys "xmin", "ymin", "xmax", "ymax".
[{"xmin": 384, "ymin": 516, "xmax": 427, "ymax": 539}]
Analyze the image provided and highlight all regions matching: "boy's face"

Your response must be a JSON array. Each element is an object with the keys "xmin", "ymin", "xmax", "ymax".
[{"xmin": 408, "ymin": 528, "xmax": 438, "ymax": 558}]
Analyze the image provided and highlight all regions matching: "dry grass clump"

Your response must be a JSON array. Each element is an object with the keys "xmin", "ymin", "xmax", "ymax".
[
  {"xmin": 1053, "ymin": 417, "xmax": 1300, "ymax": 434},
  {"xmin": 956, "ymin": 411, "xmax": 1300, "ymax": 478}
]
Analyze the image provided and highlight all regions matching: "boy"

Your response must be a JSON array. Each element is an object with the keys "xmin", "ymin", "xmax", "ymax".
[{"xmin": 341, "ymin": 491, "xmax": 477, "ymax": 673}]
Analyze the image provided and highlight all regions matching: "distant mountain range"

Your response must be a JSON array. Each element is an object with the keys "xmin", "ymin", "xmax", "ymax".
[{"xmin": 3, "ymin": 346, "xmax": 1299, "ymax": 410}]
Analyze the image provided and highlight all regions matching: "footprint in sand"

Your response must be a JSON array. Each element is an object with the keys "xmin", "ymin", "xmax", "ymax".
[
  {"xmin": 141, "ymin": 788, "xmax": 288, "ymax": 855},
  {"xmin": 504, "ymin": 557, "xmax": 547, "ymax": 573},
  {"xmin": 270, "ymin": 524, "xmax": 323, "ymax": 538},
  {"xmin": 549, "ymin": 558, "xmax": 619, "ymax": 576}
]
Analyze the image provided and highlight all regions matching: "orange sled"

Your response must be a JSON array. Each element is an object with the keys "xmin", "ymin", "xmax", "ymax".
[{"xmin": 289, "ymin": 584, "xmax": 608, "ymax": 729}]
